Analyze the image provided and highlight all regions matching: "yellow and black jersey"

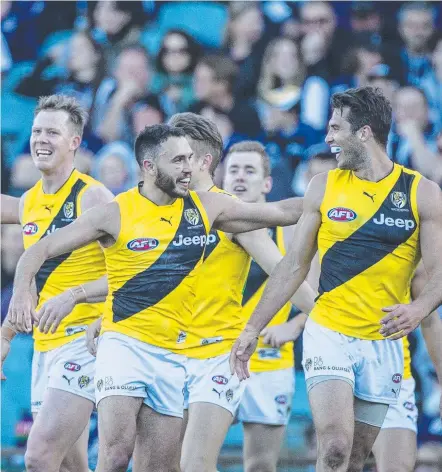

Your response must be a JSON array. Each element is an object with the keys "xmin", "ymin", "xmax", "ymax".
[
  {"xmin": 101, "ymin": 186, "xmax": 210, "ymax": 352},
  {"xmin": 311, "ymin": 164, "xmax": 422, "ymax": 340},
  {"xmin": 22, "ymin": 169, "xmax": 106, "ymax": 351},
  {"xmin": 182, "ymin": 186, "xmax": 252, "ymax": 358},
  {"xmin": 243, "ymin": 226, "xmax": 294, "ymax": 372}
]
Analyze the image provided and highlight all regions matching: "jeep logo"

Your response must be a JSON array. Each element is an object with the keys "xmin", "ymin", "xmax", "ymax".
[
  {"xmin": 173, "ymin": 233, "xmax": 217, "ymax": 247},
  {"xmin": 373, "ymin": 214, "xmax": 415, "ymax": 230}
]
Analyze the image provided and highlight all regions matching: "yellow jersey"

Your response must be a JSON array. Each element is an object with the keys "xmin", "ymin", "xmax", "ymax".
[
  {"xmin": 22, "ymin": 169, "xmax": 106, "ymax": 352},
  {"xmin": 101, "ymin": 186, "xmax": 210, "ymax": 352},
  {"xmin": 182, "ymin": 186, "xmax": 252, "ymax": 358},
  {"xmin": 310, "ymin": 164, "xmax": 421, "ymax": 340},
  {"xmin": 244, "ymin": 227, "xmax": 294, "ymax": 372}
]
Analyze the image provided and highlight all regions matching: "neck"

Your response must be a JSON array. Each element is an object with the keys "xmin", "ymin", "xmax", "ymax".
[
  {"xmin": 407, "ymin": 45, "xmax": 428, "ymax": 57},
  {"xmin": 139, "ymin": 179, "xmax": 177, "ymax": 206},
  {"xmin": 353, "ymin": 148, "xmax": 394, "ymax": 182},
  {"xmin": 41, "ymin": 165, "xmax": 75, "ymax": 194},
  {"xmin": 211, "ymin": 93, "xmax": 233, "ymax": 111},
  {"xmin": 192, "ymin": 172, "xmax": 214, "ymax": 192}
]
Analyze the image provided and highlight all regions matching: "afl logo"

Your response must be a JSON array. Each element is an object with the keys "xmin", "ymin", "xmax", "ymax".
[
  {"xmin": 392, "ymin": 373, "xmax": 402, "ymax": 384},
  {"xmin": 23, "ymin": 222, "xmax": 38, "ymax": 235},
  {"xmin": 212, "ymin": 375, "xmax": 228, "ymax": 385},
  {"xmin": 127, "ymin": 238, "xmax": 159, "ymax": 252},
  {"xmin": 328, "ymin": 207, "xmax": 357, "ymax": 222}
]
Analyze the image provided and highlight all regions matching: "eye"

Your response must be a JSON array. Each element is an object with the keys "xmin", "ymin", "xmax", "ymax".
[{"xmin": 32, "ymin": 129, "xmax": 40, "ymax": 135}]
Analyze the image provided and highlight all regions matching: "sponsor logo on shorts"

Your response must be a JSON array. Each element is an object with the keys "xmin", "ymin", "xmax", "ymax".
[
  {"xmin": 311, "ymin": 356, "xmax": 351, "ymax": 373},
  {"xmin": 212, "ymin": 388, "xmax": 223, "ymax": 399},
  {"xmin": 23, "ymin": 222, "xmax": 38, "ymax": 235},
  {"xmin": 257, "ymin": 348, "xmax": 281, "ymax": 359},
  {"xmin": 105, "ymin": 376, "xmax": 113, "ymax": 387},
  {"xmin": 212, "ymin": 375, "xmax": 228, "ymax": 385},
  {"xmin": 65, "ymin": 325, "xmax": 87, "ymax": 336},
  {"xmin": 200, "ymin": 336, "xmax": 223, "ymax": 346},
  {"xmin": 392, "ymin": 373, "xmax": 402, "ymax": 384},
  {"xmin": 304, "ymin": 358, "xmax": 312, "ymax": 371},
  {"xmin": 78, "ymin": 375, "xmax": 90, "ymax": 389},
  {"xmin": 127, "ymin": 238, "xmax": 159, "ymax": 252},
  {"xmin": 96, "ymin": 376, "xmax": 136, "ymax": 392},
  {"xmin": 62, "ymin": 375, "xmax": 74, "ymax": 385},
  {"xmin": 275, "ymin": 394, "xmax": 288, "ymax": 405},
  {"xmin": 403, "ymin": 401, "xmax": 415, "ymax": 411},
  {"xmin": 327, "ymin": 208, "xmax": 357, "ymax": 222},
  {"xmin": 226, "ymin": 389, "xmax": 233, "ymax": 402},
  {"xmin": 177, "ymin": 331, "xmax": 187, "ymax": 344},
  {"xmin": 97, "ymin": 379, "xmax": 103, "ymax": 392},
  {"xmin": 64, "ymin": 362, "xmax": 81, "ymax": 372}
]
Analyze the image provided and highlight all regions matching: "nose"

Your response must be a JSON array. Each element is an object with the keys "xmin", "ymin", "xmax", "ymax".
[{"xmin": 325, "ymin": 131, "xmax": 333, "ymax": 145}]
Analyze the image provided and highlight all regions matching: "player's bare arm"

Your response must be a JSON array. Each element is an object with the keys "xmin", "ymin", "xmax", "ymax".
[
  {"xmin": 8, "ymin": 201, "xmax": 120, "ymax": 333},
  {"xmin": 197, "ymin": 191, "xmax": 304, "ymax": 233},
  {"xmin": 230, "ymin": 173, "xmax": 326, "ymax": 380},
  {"xmin": 381, "ymin": 178, "xmax": 442, "ymax": 338},
  {"xmin": 35, "ymin": 185, "xmax": 113, "ymax": 334},
  {"xmin": 0, "ymin": 194, "xmax": 20, "ymax": 224},
  {"xmin": 235, "ymin": 229, "xmax": 316, "ymax": 314},
  {"xmin": 261, "ymin": 313, "xmax": 308, "ymax": 348}
]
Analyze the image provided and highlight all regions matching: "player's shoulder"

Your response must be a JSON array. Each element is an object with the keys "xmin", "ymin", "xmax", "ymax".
[
  {"xmin": 304, "ymin": 171, "xmax": 329, "ymax": 208},
  {"xmin": 209, "ymin": 186, "xmax": 238, "ymax": 199},
  {"xmin": 79, "ymin": 174, "xmax": 115, "ymax": 213},
  {"xmin": 415, "ymin": 174, "xmax": 442, "ymax": 216}
]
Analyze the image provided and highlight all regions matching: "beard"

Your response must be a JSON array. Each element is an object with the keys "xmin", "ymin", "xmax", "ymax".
[
  {"xmin": 155, "ymin": 167, "xmax": 187, "ymax": 198},
  {"xmin": 338, "ymin": 141, "xmax": 367, "ymax": 171}
]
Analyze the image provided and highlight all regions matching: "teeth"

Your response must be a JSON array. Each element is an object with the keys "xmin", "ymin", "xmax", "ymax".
[
  {"xmin": 37, "ymin": 150, "xmax": 52, "ymax": 155},
  {"xmin": 330, "ymin": 146, "xmax": 341, "ymax": 154}
]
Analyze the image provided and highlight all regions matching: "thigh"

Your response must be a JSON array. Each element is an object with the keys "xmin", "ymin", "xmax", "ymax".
[
  {"xmin": 186, "ymin": 354, "xmax": 245, "ymax": 416},
  {"xmin": 243, "ymin": 423, "xmax": 286, "ymax": 471},
  {"xmin": 238, "ymin": 369, "xmax": 294, "ymax": 426},
  {"xmin": 181, "ymin": 402, "xmax": 233, "ymax": 469},
  {"xmin": 59, "ymin": 422, "xmax": 90, "ymax": 472},
  {"xmin": 372, "ymin": 428, "xmax": 417, "ymax": 472},
  {"xmin": 132, "ymin": 403, "xmax": 183, "ymax": 472},
  {"xmin": 27, "ymin": 387, "xmax": 93, "ymax": 462},
  {"xmin": 302, "ymin": 318, "xmax": 355, "ymax": 391}
]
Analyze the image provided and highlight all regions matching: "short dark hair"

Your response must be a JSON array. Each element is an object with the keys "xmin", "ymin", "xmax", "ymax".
[
  {"xmin": 134, "ymin": 124, "xmax": 186, "ymax": 167},
  {"xmin": 168, "ymin": 112, "xmax": 223, "ymax": 175},
  {"xmin": 331, "ymin": 87, "xmax": 392, "ymax": 147},
  {"xmin": 226, "ymin": 141, "xmax": 271, "ymax": 178},
  {"xmin": 198, "ymin": 54, "xmax": 239, "ymax": 93},
  {"xmin": 35, "ymin": 95, "xmax": 88, "ymax": 137}
]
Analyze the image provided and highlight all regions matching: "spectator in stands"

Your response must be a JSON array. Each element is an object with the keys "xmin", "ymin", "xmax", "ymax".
[
  {"xmin": 389, "ymin": 86, "xmax": 442, "ymax": 183},
  {"xmin": 192, "ymin": 54, "xmax": 262, "ymax": 139},
  {"xmin": 15, "ymin": 30, "xmax": 105, "ymax": 120},
  {"xmin": 151, "ymin": 29, "xmax": 202, "ymax": 116},
  {"xmin": 130, "ymin": 94, "xmax": 165, "ymax": 137},
  {"xmin": 366, "ymin": 63, "xmax": 399, "ymax": 103},
  {"xmin": 386, "ymin": 3, "xmax": 437, "ymax": 97},
  {"xmin": 89, "ymin": 0, "xmax": 146, "ymax": 70},
  {"xmin": 92, "ymin": 142, "xmax": 139, "ymax": 195},
  {"xmin": 261, "ymin": 86, "xmax": 322, "ymax": 200},
  {"xmin": 349, "ymin": 1, "xmax": 382, "ymax": 46},
  {"xmin": 8, "ymin": 154, "xmax": 40, "ymax": 197},
  {"xmin": 92, "ymin": 45, "xmax": 152, "ymax": 143},
  {"xmin": 299, "ymin": 1, "xmax": 348, "ymax": 81},
  {"xmin": 420, "ymin": 35, "xmax": 442, "ymax": 127},
  {"xmin": 223, "ymin": 1, "xmax": 266, "ymax": 99}
]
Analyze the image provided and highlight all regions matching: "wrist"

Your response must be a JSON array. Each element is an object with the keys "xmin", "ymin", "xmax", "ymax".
[
  {"xmin": 244, "ymin": 324, "xmax": 260, "ymax": 337},
  {"xmin": 69, "ymin": 285, "xmax": 87, "ymax": 304},
  {"xmin": 2, "ymin": 321, "xmax": 17, "ymax": 342}
]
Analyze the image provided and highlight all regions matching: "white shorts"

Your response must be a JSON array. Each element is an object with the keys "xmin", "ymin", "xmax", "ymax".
[
  {"xmin": 237, "ymin": 368, "xmax": 295, "ymax": 426},
  {"xmin": 31, "ymin": 335, "xmax": 95, "ymax": 413},
  {"xmin": 95, "ymin": 332, "xmax": 187, "ymax": 418},
  {"xmin": 382, "ymin": 377, "xmax": 418, "ymax": 433},
  {"xmin": 302, "ymin": 318, "xmax": 404, "ymax": 405},
  {"xmin": 183, "ymin": 353, "xmax": 245, "ymax": 416}
]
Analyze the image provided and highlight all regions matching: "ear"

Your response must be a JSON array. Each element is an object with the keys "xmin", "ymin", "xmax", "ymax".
[
  {"xmin": 359, "ymin": 126, "xmax": 372, "ymax": 142},
  {"xmin": 70, "ymin": 136, "xmax": 81, "ymax": 152},
  {"xmin": 142, "ymin": 159, "xmax": 156, "ymax": 175},
  {"xmin": 201, "ymin": 153, "xmax": 213, "ymax": 172},
  {"xmin": 263, "ymin": 176, "xmax": 273, "ymax": 195}
]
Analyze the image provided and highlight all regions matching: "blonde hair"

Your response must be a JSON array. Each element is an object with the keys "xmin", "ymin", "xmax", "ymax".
[
  {"xmin": 35, "ymin": 95, "xmax": 88, "ymax": 137},
  {"xmin": 226, "ymin": 141, "xmax": 271, "ymax": 178}
]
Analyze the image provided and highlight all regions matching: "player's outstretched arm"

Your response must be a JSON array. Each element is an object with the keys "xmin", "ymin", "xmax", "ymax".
[
  {"xmin": 37, "ymin": 274, "xmax": 109, "ymax": 334},
  {"xmin": 198, "ymin": 192, "xmax": 303, "ymax": 233},
  {"xmin": 1, "ymin": 194, "xmax": 20, "ymax": 224},
  {"xmin": 261, "ymin": 313, "xmax": 308, "ymax": 348},
  {"xmin": 381, "ymin": 178, "xmax": 442, "ymax": 339},
  {"xmin": 230, "ymin": 174, "xmax": 325, "ymax": 380},
  {"xmin": 235, "ymin": 229, "xmax": 316, "ymax": 314},
  {"xmin": 9, "ymin": 202, "xmax": 119, "ymax": 333}
]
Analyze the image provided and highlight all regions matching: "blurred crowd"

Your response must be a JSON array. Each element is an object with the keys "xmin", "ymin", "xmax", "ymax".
[{"xmin": 1, "ymin": 0, "xmax": 442, "ymax": 463}]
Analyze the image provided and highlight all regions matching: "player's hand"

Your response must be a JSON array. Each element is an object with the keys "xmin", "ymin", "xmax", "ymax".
[
  {"xmin": 86, "ymin": 318, "xmax": 102, "ymax": 357},
  {"xmin": 261, "ymin": 315, "xmax": 307, "ymax": 347},
  {"xmin": 8, "ymin": 292, "xmax": 36, "ymax": 333},
  {"xmin": 37, "ymin": 290, "xmax": 76, "ymax": 334},
  {"xmin": 229, "ymin": 326, "xmax": 259, "ymax": 381},
  {"xmin": 1, "ymin": 338, "xmax": 11, "ymax": 380},
  {"xmin": 380, "ymin": 303, "xmax": 424, "ymax": 339}
]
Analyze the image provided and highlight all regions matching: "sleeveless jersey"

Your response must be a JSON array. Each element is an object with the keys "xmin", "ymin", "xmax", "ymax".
[
  {"xmin": 243, "ymin": 227, "xmax": 294, "ymax": 372},
  {"xmin": 101, "ymin": 186, "xmax": 210, "ymax": 352},
  {"xmin": 182, "ymin": 186, "xmax": 252, "ymax": 358},
  {"xmin": 310, "ymin": 164, "xmax": 422, "ymax": 340},
  {"xmin": 22, "ymin": 169, "xmax": 106, "ymax": 352}
]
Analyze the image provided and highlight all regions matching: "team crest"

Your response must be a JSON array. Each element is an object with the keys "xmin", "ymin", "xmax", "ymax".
[
  {"xmin": 390, "ymin": 192, "xmax": 407, "ymax": 209},
  {"xmin": 63, "ymin": 202, "xmax": 74, "ymax": 219},
  {"xmin": 78, "ymin": 375, "xmax": 90, "ymax": 389},
  {"xmin": 184, "ymin": 208, "xmax": 200, "ymax": 226}
]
